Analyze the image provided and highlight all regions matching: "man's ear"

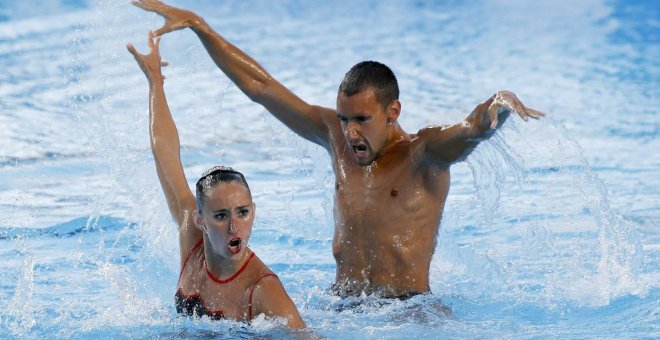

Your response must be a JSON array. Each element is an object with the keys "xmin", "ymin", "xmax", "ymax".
[
  {"xmin": 193, "ymin": 209, "xmax": 206, "ymax": 232},
  {"xmin": 387, "ymin": 100, "xmax": 401, "ymax": 125}
]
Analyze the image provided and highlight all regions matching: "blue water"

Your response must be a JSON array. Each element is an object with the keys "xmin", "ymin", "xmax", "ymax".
[{"xmin": 1, "ymin": 0, "xmax": 658, "ymax": 338}]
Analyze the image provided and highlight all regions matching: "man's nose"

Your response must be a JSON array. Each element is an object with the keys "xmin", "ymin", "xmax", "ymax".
[{"xmin": 345, "ymin": 122, "xmax": 360, "ymax": 139}]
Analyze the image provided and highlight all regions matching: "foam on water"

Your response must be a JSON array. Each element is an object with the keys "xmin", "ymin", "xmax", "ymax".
[
  {"xmin": 456, "ymin": 117, "xmax": 647, "ymax": 307},
  {"xmin": 1, "ymin": 0, "xmax": 658, "ymax": 338},
  {"xmin": 5, "ymin": 255, "xmax": 36, "ymax": 335}
]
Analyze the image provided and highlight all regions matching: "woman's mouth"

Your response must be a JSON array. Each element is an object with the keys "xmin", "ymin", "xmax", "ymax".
[{"xmin": 227, "ymin": 238, "xmax": 242, "ymax": 254}]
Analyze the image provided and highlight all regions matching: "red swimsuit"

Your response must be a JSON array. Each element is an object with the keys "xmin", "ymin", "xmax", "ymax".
[{"xmin": 175, "ymin": 239, "xmax": 278, "ymax": 320}]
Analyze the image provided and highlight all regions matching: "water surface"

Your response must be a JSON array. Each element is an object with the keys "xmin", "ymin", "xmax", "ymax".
[{"xmin": 0, "ymin": 0, "xmax": 658, "ymax": 338}]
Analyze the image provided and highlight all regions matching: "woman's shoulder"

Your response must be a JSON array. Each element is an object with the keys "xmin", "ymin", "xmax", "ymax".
[
  {"xmin": 244, "ymin": 252, "xmax": 303, "ymax": 327},
  {"xmin": 244, "ymin": 251, "xmax": 284, "ymax": 301},
  {"xmin": 246, "ymin": 251, "xmax": 278, "ymax": 283}
]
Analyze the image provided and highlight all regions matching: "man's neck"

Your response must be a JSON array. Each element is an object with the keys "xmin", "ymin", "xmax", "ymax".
[{"xmin": 383, "ymin": 124, "xmax": 409, "ymax": 153}]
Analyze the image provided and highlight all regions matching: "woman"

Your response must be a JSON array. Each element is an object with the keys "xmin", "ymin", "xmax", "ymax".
[{"xmin": 127, "ymin": 32, "xmax": 305, "ymax": 328}]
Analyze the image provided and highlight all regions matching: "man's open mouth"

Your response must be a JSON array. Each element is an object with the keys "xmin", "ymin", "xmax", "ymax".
[
  {"xmin": 227, "ymin": 238, "xmax": 242, "ymax": 254},
  {"xmin": 352, "ymin": 143, "xmax": 368, "ymax": 155}
]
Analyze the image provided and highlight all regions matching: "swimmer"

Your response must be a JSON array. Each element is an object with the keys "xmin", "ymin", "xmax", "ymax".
[
  {"xmin": 126, "ymin": 32, "xmax": 305, "ymax": 328},
  {"xmin": 133, "ymin": 0, "xmax": 546, "ymax": 299}
]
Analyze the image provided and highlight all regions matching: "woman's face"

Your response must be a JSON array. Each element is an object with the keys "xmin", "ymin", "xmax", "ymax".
[{"xmin": 196, "ymin": 182, "xmax": 255, "ymax": 260}]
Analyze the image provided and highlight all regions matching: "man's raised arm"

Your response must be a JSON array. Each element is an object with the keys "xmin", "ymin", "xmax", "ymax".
[
  {"xmin": 132, "ymin": 0, "xmax": 331, "ymax": 148},
  {"xmin": 419, "ymin": 90, "xmax": 545, "ymax": 166}
]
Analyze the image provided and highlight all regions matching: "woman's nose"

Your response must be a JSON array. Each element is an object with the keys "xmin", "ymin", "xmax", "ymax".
[{"xmin": 228, "ymin": 219, "xmax": 238, "ymax": 234}]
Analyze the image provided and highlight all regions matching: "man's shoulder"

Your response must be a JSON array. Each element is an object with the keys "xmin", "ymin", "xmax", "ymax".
[{"xmin": 409, "ymin": 125, "xmax": 455, "ymax": 170}]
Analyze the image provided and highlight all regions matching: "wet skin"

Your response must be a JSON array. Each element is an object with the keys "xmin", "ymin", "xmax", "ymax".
[
  {"xmin": 179, "ymin": 183, "xmax": 266, "ymax": 320},
  {"xmin": 330, "ymin": 90, "xmax": 448, "ymax": 296},
  {"xmin": 182, "ymin": 182, "xmax": 256, "ymax": 320},
  {"xmin": 327, "ymin": 89, "xmax": 542, "ymax": 296},
  {"xmin": 133, "ymin": 0, "xmax": 545, "ymax": 298}
]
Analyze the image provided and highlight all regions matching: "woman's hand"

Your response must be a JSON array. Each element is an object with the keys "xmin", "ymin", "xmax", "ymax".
[
  {"xmin": 132, "ymin": 0, "xmax": 201, "ymax": 36},
  {"xmin": 126, "ymin": 31, "xmax": 169, "ymax": 84}
]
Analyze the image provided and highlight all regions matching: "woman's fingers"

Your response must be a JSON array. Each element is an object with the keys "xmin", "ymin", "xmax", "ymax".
[
  {"xmin": 129, "ymin": 31, "xmax": 171, "ymax": 79},
  {"xmin": 148, "ymin": 31, "xmax": 155, "ymax": 49},
  {"xmin": 126, "ymin": 43, "xmax": 141, "ymax": 58}
]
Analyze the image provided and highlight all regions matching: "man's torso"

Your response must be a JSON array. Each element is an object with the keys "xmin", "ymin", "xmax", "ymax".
[{"xmin": 326, "ymin": 117, "xmax": 450, "ymax": 297}]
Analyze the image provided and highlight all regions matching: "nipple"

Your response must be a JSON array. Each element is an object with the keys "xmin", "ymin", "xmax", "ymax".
[{"xmin": 390, "ymin": 188, "xmax": 398, "ymax": 197}]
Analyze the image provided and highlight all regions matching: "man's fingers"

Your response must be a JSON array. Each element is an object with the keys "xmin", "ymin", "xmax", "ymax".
[
  {"xmin": 488, "ymin": 103, "xmax": 499, "ymax": 129},
  {"xmin": 526, "ymin": 107, "xmax": 546, "ymax": 118},
  {"xmin": 507, "ymin": 102, "xmax": 527, "ymax": 121},
  {"xmin": 493, "ymin": 91, "xmax": 545, "ymax": 123},
  {"xmin": 153, "ymin": 25, "xmax": 170, "ymax": 37},
  {"xmin": 516, "ymin": 108, "xmax": 529, "ymax": 121},
  {"xmin": 131, "ymin": 0, "xmax": 161, "ymax": 11},
  {"xmin": 131, "ymin": 0, "xmax": 152, "ymax": 11}
]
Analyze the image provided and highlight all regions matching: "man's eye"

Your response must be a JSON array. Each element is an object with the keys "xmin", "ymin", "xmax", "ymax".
[
  {"xmin": 215, "ymin": 213, "xmax": 227, "ymax": 220},
  {"xmin": 337, "ymin": 116, "xmax": 347, "ymax": 122},
  {"xmin": 238, "ymin": 209, "xmax": 249, "ymax": 217}
]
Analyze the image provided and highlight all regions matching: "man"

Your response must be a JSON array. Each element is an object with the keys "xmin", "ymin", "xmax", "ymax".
[{"xmin": 133, "ymin": 0, "xmax": 545, "ymax": 299}]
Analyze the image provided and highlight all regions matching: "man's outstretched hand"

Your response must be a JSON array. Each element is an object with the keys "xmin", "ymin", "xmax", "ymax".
[
  {"xmin": 487, "ymin": 91, "xmax": 545, "ymax": 129},
  {"xmin": 132, "ymin": 0, "xmax": 200, "ymax": 36},
  {"xmin": 127, "ymin": 31, "xmax": 169, "ymax": 83}
]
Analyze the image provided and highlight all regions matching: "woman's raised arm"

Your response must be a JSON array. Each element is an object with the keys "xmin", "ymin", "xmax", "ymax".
[{"xmin": 127, "ymin": 32, "xmax": 202, "ymax": 257}]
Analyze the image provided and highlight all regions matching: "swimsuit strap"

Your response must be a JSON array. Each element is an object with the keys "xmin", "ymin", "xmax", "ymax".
[
  {"xmin": 179, "ymin": 239, "xmax": 203, "ymax": 279},
  {"xmin": 247, "ymin": 272, "xmax": 279, "ymax": 320}
]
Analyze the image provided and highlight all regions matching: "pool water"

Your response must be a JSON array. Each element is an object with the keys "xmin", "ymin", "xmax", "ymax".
[{"xmin": 1, "ymin": 0, "xmax": 658, "ymax": 338}]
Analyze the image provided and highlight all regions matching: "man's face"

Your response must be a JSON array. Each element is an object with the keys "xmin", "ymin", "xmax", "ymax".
[{"xmin": 336, "ymin": 89, "xmax": 391, "ymax": 166}]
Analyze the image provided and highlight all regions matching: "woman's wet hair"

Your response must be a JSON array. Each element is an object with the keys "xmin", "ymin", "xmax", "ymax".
[
  {"xmin": 195, "ymin": 166, "xmax": 251, "ymax": 210},
  {"xmin": 339, "ymin": 60, "xmax": 399, "ymax": 109}
]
